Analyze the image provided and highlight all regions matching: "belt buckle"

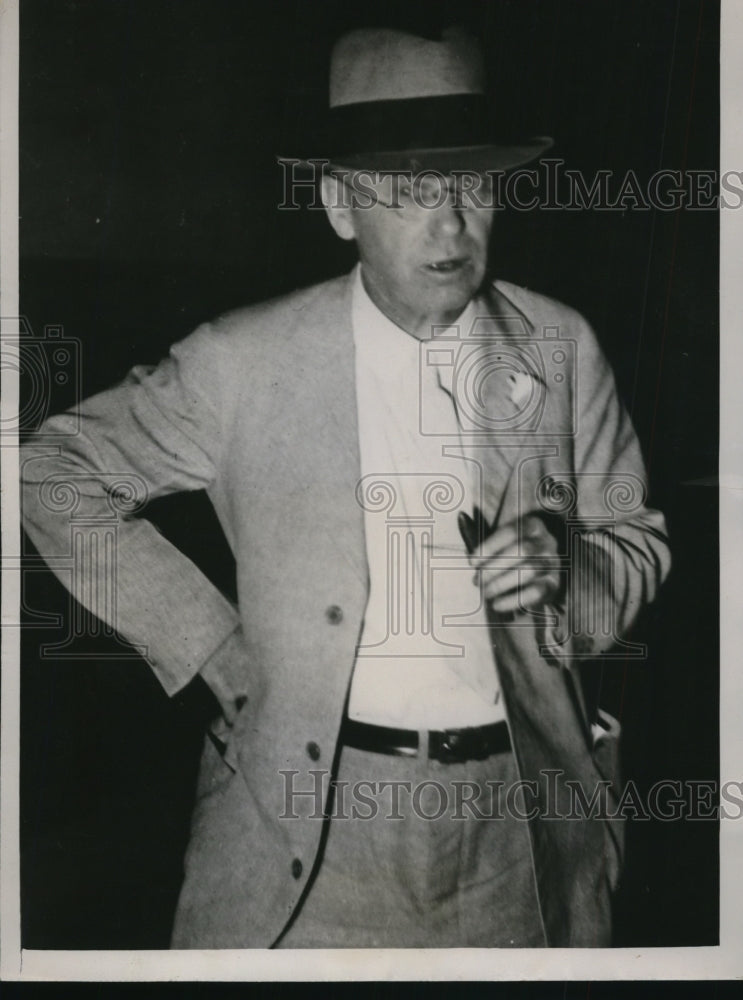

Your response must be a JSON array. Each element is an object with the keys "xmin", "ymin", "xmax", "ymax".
[{"xmin": 434, "ymin": 728, "xmax": 489, "ymax": 764}]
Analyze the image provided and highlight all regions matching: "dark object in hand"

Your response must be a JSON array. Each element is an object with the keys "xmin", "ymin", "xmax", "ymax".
[
  {"xmin": 457, "ymin": 505, "xmax": 491, "ymax": 554},
  {"xmin": 458, "ymin": 506, "xmax": 565, "ymax": 555}
]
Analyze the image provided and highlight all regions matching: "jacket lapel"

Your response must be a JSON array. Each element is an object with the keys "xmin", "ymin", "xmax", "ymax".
[
  {"xmin": 464, "ymin": 282, "xmax": 548, "ymax": 528},
  {"xmin": 280, "ymin": 275, "xmax": 368, "ymax": 589}
]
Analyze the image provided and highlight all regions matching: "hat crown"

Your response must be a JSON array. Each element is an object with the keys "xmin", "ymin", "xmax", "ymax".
[{"xmin": 329, "ymin": 27, "xmax": 485, "ymax": 108}]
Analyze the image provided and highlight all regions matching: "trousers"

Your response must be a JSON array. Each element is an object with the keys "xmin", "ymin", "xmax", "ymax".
[{"xmin": 277, "ymin": 739, "xmax": 547, "ymax": 948}]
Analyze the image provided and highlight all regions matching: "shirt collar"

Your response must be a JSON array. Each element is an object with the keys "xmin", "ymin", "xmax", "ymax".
[{"xmin": 351, "ymin": 264, "xmax": 479, "ymax": 392}]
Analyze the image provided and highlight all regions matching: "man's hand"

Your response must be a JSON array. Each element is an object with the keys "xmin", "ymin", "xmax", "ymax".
[{"xmin": 470, "ymin": 513, "xmax": 563, "ymax": 615}]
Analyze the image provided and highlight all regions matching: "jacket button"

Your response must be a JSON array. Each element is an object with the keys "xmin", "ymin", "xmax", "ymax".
[
  {"xmin": 291, "ymin": 858, "xmax": 303, "ymax": 879},
  {"xmin": 325, "ymin": 604, "xmax": 343, "ymax": 624},
  {"xmin": 306, "ymin": 741, "xmax": 321, "ymax": 761}
]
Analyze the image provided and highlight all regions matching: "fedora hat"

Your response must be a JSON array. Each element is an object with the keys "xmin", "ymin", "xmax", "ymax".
[{"xmin": 318, "ymin": 26, "xmax": 553, "ymax": 173}]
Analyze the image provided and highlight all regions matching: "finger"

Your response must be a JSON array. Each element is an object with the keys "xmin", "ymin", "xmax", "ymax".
[
  {"xmin": 542, "ymin": 572, "xmax": 562, "ymax": 603},
  {"xmin": 489, "ymin": 571, "xmax": 562, "ymax": 611},
  {"xmin": 472, "ymin": 515, "xmax": 556, "ymax": 566},
  {"xmin": 521, "ymin": 513, "xmax": 546, "ymax": 539},
  {"xmin": 475, "ymin": 541, "xmax": 559, "ymax": 586},
  {"xmin": 472, "ymin": 540, "xmax": 521, "ymax": 577},
  {"xmin": 482, "ymin": 564, "xmax": 543, "ymax": 600},
  {"xmin": 472, "ymin": 533, "xmax": 537, "ymax": 571},
  {"xmin": 490, "ymin": 581, "xmax": 549, "ymax": 614},
  {"xmin": 482, "ymin": 565, "xmax": 561, "ymax": 602},
  {"xmin": 471, "ymin": 522, "xmax": 519, "ymax": 564}
]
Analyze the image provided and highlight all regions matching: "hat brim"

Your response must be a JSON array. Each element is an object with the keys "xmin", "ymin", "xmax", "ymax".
[
  {"xmin": 322, "ymin": 136, "xmax": 554, "ymax": 174},
  {"xmin": 287, "ymin": 94, "xmax": 553, "ymax": 174}
]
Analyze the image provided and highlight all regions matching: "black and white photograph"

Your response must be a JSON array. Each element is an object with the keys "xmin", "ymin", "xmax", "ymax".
[{"xmin": 2, "ymin": 0, "xmax": 741, "ymax": 980}]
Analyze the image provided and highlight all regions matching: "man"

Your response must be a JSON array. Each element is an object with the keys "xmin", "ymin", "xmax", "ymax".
[{"xmin": 21, "ymin": 27, "xmax": 670, "ymax": 948}]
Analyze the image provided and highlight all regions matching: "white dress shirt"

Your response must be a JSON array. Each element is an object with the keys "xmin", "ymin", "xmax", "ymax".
[{"xmin": 348, "ymin": 267, "xmax": 505, "ymax": 729}]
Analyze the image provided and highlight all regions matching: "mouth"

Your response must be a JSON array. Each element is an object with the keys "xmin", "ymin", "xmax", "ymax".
[{"xmin": 424, "ymin": 257, "xmax": 469, "ymax": 275}]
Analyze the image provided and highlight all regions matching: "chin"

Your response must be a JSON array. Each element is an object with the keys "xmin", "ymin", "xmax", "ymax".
[{"xmin": 429, "ymin": 283, "xmax": 477, "ymax": 313}]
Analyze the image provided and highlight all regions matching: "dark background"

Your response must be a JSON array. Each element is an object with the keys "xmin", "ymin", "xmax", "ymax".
[{"xmin": 19, "ymin": 0, "xmax": 719, "ymax": 948}]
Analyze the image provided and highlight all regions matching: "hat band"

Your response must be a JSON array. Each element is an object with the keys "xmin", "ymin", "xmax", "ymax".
[{"xmin": 327, "ymin": 93, "xmax": 493, "ymax": 159}]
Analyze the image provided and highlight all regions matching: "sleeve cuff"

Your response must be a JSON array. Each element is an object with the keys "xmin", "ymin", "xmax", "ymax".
[{"xmin": 197, "ymin": 625, "xmax": 250, "ymax": 723}]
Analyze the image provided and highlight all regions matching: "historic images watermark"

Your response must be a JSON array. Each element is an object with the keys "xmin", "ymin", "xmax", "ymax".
[
  {"xmin": 279, "ymin": 769, "xmax": 741, "ymax": 823},
  {"xmin": 277, "ymin": 157, "xmax": 741, "ymax": 212}
]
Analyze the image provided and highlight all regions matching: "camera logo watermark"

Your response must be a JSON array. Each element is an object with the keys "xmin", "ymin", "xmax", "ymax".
[
  {"xmin": 1, "ymin": 318, "xmax": 82, "ymax": 437},
  {"xmin": 419, "ymin": 316, "xmax": 576, "ymax": 437}
]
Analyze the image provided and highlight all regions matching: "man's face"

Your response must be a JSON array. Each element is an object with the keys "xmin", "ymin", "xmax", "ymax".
[{"xmin": 324, "ymin": 171, "xmax": 495, "ymax": 339}]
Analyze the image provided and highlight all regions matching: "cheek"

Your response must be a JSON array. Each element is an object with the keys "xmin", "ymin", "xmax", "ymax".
[
  {"xmin": 376, "ymin": 237, "xmax": 420, "ymax": 287},
  {"xmin": 360, "ymin": 223, "xmax": 406, "ymax": 273},
  {"xmin": 470, "ymin": 217, "xmax": 494, "ymax": 253}
]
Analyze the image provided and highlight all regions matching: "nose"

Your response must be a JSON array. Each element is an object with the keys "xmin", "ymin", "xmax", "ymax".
[{"xmin": 426, "ymin": 193, "xmax": 466, "ymax": 238}]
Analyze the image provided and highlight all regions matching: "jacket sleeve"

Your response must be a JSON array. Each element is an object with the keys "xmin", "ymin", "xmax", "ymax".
[
  {"xmin": 20, "ymin": 322, "xmax": 245, "ymax": 699},
  {"xmin": 560, "ymin": 312, "xmax": 671, "ymax": 656}
]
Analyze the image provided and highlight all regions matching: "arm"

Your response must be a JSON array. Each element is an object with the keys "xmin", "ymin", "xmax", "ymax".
[
  {"xmin": 21, "ymin": 322, "xmax": 247, "ymax": 706},
  {"xmin": 474, "ymin": 309, "xmax": 670, "ymax": 656},
  {"xmin": 566, "ymin": 311, "xmax": 670, "ymax": 653}
]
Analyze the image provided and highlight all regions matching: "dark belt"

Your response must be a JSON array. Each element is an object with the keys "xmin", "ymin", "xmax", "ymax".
[{"xmin": 341, "ymin": 717, "xmax": 511, "ymax": 764}]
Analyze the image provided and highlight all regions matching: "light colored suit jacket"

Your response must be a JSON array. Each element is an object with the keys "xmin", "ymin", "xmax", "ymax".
[{"xmin": 21, "ymin": 271, "xmax": 671, "ymax": 947}]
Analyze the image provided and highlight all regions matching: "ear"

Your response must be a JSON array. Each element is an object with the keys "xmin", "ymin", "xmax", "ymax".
[{"xmin": 321, "ymin": 174, "xmax": 357, "ymax": 241}]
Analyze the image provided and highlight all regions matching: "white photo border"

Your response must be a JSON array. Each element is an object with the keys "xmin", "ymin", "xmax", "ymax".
[{"xmin": 2, "ymin": 0, "xmax": 741, "ymax": 981}]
